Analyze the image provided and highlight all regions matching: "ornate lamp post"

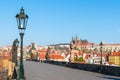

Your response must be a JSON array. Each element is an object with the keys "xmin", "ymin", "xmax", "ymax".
[
  {"xmin": 99, "ymin": 41, "xmax": 103, "ymax": 72},
  {"xmin": 16, "ymin": 7, "xmax": 28, "ymax": 80}
]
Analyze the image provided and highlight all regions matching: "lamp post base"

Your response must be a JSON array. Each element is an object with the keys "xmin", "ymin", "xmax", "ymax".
[
  {"xmin": 19, "ymin": 64, "xmax": 25, "ymax": 80},
  {"xmin": 18, "ymin": 78, "xmax": 26, "ymax": 80}
]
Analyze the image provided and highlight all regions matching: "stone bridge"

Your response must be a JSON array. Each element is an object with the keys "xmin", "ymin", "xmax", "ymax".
[{"xmin": 24, "ymin": 61, "xmax": 120, "ymax": 80}]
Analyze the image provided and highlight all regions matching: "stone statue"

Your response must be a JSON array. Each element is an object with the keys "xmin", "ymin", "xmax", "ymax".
[
  {"xmin": 29, "ymin": 43, "xmax": 38, "ymax": 61},
  {"xmin": 45, "ymin": 47, "xmax": 50, "ymax": 61},
  {"xmin": 69, "ymin": 41, "xmax": 74, "ymax": 62},
  {"xmin": 11, "ymin": 38, "xmax": 19, "ymax": 66}
]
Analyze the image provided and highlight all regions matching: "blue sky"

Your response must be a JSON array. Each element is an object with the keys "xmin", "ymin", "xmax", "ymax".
[{"xmin": 0, "ymin": 0, "xmax": 120, "ymax": 46}]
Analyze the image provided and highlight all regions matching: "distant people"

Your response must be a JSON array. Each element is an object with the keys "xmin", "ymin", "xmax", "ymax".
[{"xmin": 37, "ymin": 57, "xmax": 40, "ymax": 63}]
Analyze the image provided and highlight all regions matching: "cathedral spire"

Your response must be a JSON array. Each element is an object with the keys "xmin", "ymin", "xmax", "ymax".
[{"xmin": 75, "ymin": 35, "xmax": 78, "ymax": 41}]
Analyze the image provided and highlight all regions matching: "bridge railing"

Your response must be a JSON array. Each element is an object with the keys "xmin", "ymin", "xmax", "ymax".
[
  {"xmin": 0, "ymin": 55, "xmax": 15, "ymax": 80},
  {"xmin": 0, "ymin": 69, "xmax": 8, "ymax": 80},
  {"xmin": 0, "ymin": 55, "xmax": 9, "ymax": 80},
  {"xmin": 44, "ymin": 60, "xmax": 120, "ymax": 76}
]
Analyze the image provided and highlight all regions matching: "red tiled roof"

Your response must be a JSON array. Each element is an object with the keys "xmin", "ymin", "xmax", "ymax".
[
  {"xmin": 78, "ymin": 51, "xmax": 83, "ymax": 55},
  {"xmin": 108, "ymin": 62, "xmax": 114, "ymax": 65},
  {"xmin": 111, "ymin": 52, "xmax": 120, "ymax": 56},
  {"xmin": 39, "ymin": 53, "xmax": 46, "ymax": 59},
  {"xmin": 38, "ymin": 52, "xmax": 65, "ymax": 60},
  {"xmin": 76, "ymin": 42, "xmax": 94, "ymax": 46},
  {"xmin": 85, "ymin": 54, "xmax": 90, "ymax": 59},
  {"xmin": 96, "ymin": 44, "xmax": 120, "ymax": 46},
  {"xmin": 50, "ymin": 54, "xmax": 64, "ymax": 59},
  {"xmin": 38, "ymin": 48, "xmax": 47, "ymax": 53}
]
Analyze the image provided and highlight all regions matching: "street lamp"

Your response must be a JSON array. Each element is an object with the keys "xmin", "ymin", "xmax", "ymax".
[
  {"xmin": 16, "ymin": 7, "xmax": 28, "ymax": 80},
  {"xmin": 99, "ymin": 41, "xmax": 103, "ymax": 72}
]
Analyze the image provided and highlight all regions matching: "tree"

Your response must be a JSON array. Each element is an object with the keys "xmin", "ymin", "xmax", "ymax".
[{"xmin": 74, "ymin": 57, "xmax": 85, "ymax": 62}]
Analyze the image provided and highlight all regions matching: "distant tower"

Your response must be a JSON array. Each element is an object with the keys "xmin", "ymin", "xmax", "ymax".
[
  {"xmin": 31, "ymin": 43, "xmax": 37, "ymax": 50},
  {"xmin": 29, "ymin": 43, "xmax": 38, "ymax": 60},
  {"xmin": 74, "ymin": 35, "xmax": 79, "ymax": 44},
  {"xmin": 75, "ymin": 35, "xmax": 78, "ymax": 41},
  {"xmin": 70, "ymin": 41, "xmax": 74, "ymax": 50}
]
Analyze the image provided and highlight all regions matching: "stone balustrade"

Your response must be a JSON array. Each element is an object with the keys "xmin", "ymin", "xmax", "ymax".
[
  {"xmin": 45, "ymin": 61, "xmax": 120, "ymax": 76},
  {"xmin": 0, "ymin": 59, "xmax": 15, "ymax": 80},
  {"xmin": 0, "ymin": 69, "xmax": 8, "ymax": 80}
]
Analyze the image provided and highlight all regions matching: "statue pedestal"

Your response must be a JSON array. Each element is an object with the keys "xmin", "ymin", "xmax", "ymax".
[{"xmin": 15, "ymin": 66, "xmax": 19, "ymax": 80}]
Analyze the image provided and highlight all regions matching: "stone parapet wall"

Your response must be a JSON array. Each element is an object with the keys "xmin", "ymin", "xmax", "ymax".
[
  {"xmin": 0, "ymin": 69, "xmax": 8, "ymax": 80},
  {"xmin": 0, "ymin": 59, "xmax": 15, "ymax": 80},
  {"xmin": 45, "ymin": 61, "xmax": 120, "ymax": 76}
]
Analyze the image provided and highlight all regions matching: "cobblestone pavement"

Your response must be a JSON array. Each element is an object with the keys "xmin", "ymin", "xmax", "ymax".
[{"xmin": 24, "ymin": 61, "xmax": 120, "ymax": 80}]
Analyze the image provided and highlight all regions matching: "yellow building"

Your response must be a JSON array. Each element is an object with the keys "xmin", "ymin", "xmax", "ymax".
[{"xmin": 109, "ymin": 52, "xmax": 120, "ymax": 66}]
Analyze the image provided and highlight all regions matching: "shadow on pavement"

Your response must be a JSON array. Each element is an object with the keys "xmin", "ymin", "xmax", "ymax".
[{"xmin": 97, "ymin": 76, "xmax": 120, "ymax": 80}]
